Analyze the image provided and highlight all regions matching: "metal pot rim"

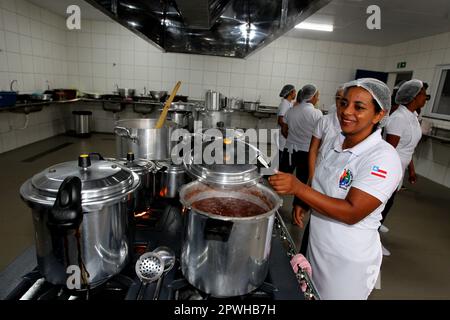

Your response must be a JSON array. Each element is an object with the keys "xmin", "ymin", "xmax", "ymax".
[
  {"xmin": 20, "ymin": 171, "xmax": 141, "ymax": 209},
  {"xmin": 179, "ymin": 181, "xmax": 282, "ymax": 221}
]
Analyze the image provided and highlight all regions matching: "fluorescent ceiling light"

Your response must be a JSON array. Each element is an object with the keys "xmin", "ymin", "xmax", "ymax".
[{"xmin": 295, "ymin": 22, "xmax": 333, "ymax": 32}]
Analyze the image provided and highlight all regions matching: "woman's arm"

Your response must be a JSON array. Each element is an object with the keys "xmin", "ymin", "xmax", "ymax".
[
  {"xmin": 385, "ymin": 134, "xmax": 401, "ymax": 148},
  {"xmin": 408, "ymin": 159, "xmax": 417, "ymax": 184},
  {"xmin": 269, "ymin": 172, "xmax": 382, "ymax": 225},
  {"xmin": 308, "ymin": 136, "xmax": 321, "ymax": 183},
  {"xmin": 278, "ymin": 116, "xmax": 289, "ymax": 138}
]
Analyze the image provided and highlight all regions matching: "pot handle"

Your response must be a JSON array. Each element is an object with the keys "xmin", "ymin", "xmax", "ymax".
[
  {"xmin": 204, "ymin": 218, "xmax": 233, "ymax": 242},
  {"xmin": 114, "ymin": 126, "xmax": 138, "ymax": 143},
  {"xmin": 89, "ymin": 152, "xmax": 104, "ymax": 160},
  {"xmin": 48, "ymin": 177, "xmax": 83, "ymax": 232}
]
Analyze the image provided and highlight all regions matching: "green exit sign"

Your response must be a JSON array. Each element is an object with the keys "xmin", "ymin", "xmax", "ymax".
[{"xmin": 397, "ymin": 62, "xmax": 407, "ymax": 69}]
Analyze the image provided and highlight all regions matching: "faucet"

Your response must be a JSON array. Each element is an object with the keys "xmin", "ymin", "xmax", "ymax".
[
  {"xmin": 10, "ymin": 80, "xmax": 18, "ymax": 92},
  {"xmin": 46, "ymin": 80, "xmax": 50, "ymax": 91},
  {"xmin": 114, "ymin": 83, "xmax": 119, "ymax": 93}
]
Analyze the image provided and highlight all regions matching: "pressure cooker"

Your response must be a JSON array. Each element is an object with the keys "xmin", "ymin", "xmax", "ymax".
[
  {"xmin": 180, "ymin": 136, "xmax": 282, "ymax": 297},
  {"xmin": 19, "ymin": 154, "xmax": 141, "ymax": 288},
  {"xmin": 108, "ymin": 152, "xmax": 156, "ymax": 216}
]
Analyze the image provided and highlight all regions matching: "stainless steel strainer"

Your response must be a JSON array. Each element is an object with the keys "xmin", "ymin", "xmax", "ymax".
[{"xmin": 135, "ymin": 252, "xmax": 165, "ymax": 300}]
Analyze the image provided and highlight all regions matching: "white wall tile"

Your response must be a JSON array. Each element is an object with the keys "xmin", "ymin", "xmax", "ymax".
[
  {"xmin": 21, "ymin": 54, "xmax": 33, "ymax": 73},
  {"xmin": 203, "ymin": 71, "xmax": 217, "ymax": 86},
  {"xmin": 92, "ymin": 33, "xmax": 106, "ymax": 49},
  {"xmin": 3, "ymin": 11, "xmax": 18, "ymax": 33},
  {"xmin": 175, "ymin": 68, "xmax": 190, "ymax": 83},
  {"xmin": 19, "ymin": 35, "xmax": 32, "ymax": 55},
  {"xmin": 7, "ymin": 52, "xmax": 22, "ymax": 72},
  {"xmin": 217, "ymin": 72, "xmax": 231, "ymax": 87},
  {"xmin": 148, "ymin": 66, "xmax": 162, "ymax": 81},
  {"xmin": 5, "ymin": 31, "xmax": 19, "ymax": 52},
  {"xmin": 231, "ymin": 59, "xmax": 245, "ymax": 74}
]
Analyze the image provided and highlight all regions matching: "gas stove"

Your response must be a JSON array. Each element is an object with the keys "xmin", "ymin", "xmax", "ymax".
[{"xmin": 1, "ymin": 200, "xmax": 304, "ymax": 301}]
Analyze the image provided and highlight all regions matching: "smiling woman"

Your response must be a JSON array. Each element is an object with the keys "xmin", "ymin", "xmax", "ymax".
[{"xmin": 269, "ymin": 78, "xmax": 402, "ymax": 300}]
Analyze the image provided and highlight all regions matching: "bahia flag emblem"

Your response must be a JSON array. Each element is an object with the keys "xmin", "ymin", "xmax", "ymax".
[{"xmin": 371, "ymin": 166, "xmax": 387, "ymax": 178}]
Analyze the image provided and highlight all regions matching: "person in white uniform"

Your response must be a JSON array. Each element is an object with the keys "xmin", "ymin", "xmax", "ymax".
[
  {"xmin": 284, "ymin": 84, "xmax": 323, "ymax": 220},
  {"xmin": 378, "ymin": 79, "xmax": 429, "ymax": 255},
  {"xmin": 294, "ymin": 85, "xmax": 344, "ymax": 254},
  {"xmin": 269, "ymin": 78, "xmax": 402, "ymax": 299},
  {"xmin": 277, "ymin": 84, "xmax": 296, "ymax": 172}
]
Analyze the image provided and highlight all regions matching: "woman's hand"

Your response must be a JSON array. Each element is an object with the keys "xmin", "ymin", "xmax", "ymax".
[
  {"xmin": 269, "ymin": 171, "xmax": 302, "ymax": 195},
  {"xmin": 408, "ymin": 166, "xmax": 417, "ymax": 184},
  {"xmin": 292, "ymin": 205, "xmax": 305, "ymax": 228}
]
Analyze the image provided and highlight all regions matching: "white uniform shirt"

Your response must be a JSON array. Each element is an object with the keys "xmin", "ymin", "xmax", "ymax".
[
  {"xmin": 307, "ymin": 129, "xmax": 402, "ymax": 300},
  {"xmin": 385, "ymin": 105, "xmax": 422, "ymax": 173},
  {"xmin": 277, "ymin": 99, "xmax": 293, "ymax": 150},
  {"xmin": 312, "ymin": 109, "xmax": 341, "ymax": 144},
  {"xmin": 285, "ymin": 102, "xmax": 323, "ymax": 153}
]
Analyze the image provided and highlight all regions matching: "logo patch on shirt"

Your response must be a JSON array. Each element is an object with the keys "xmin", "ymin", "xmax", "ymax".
[
  {"xmin": 371, "ymin": 166, "xmax": 387, "ymax": 178},
  {"xmin": 339, "ymin": 169, "xmax": 353, "ymax": 190}
]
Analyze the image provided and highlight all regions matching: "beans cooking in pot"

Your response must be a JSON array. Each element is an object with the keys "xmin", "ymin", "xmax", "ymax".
[{"xmin": 192, "ymin": 197, "xmax": 266, "ymax": 217}]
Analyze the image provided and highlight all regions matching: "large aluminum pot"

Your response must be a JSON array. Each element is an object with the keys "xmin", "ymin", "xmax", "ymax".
[
  {"xmin": 179, "ymin": 181, "xmax": 282, "ymax": 297},
  {"xmin": 115, "ymin": 118, "xmax": 176, "ymax": 160},
  {"xmin": 19, "ymin": 155, "xmax": 141, "ymax": 288},
  {"xmin": 226, "ymin": 97, "xmax": 243, "ymax": 110},
  {"xmin": 108, "ymin": 153, "xmax": 156, "ymax": 215},
  {"xmin": 153, "ymin": 161, "xmax": 191, "ymax": 199},
  {"xmin": 205, "ymin": 90, "xmax": 222, "ymax": 111},
  {"xmin": 243, "ymin": 101, "xmax": 260, "ymax": 111}
]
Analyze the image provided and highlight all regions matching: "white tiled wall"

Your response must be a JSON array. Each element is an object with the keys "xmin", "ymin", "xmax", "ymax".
[
  {"xmin": 0, "ymin": 0, "xmax": 69, "ymax": 153},
  {"xmin": 66, "ymin": 18, "xmax": 384, "ymax": 109},
  {"xmin": 381, "ymin": 31, "xmax": 450, "ymax": 188}
]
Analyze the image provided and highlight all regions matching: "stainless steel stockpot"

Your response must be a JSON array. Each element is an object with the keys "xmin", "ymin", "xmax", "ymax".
[{"xmin": 20, "ymin": 155, "xmax": 141, "ymax": 288}]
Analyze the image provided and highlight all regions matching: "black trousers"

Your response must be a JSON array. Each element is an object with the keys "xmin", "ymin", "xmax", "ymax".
[{"xmin": 279, "ymin": 149, "xmax": 310, "ymax": 209}]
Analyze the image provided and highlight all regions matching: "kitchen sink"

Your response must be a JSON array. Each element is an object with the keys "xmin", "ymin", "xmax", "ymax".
[
  {"xmin": 10, "ymin": 104, "xmax": 43, "ymax": 114},
  {"xmin": 11, "ymin": 94, "xmax": 44, "ymax": 114}
]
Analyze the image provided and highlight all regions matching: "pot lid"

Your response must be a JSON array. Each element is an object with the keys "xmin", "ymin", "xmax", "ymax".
[
  {"xmin": 21, "ymin": 154, "xmax": 140, "ymax": 206},
  {"xmin": 183, "ymin": 137, "xmax": 260, "ymax": 187},
  {"xmin": 112, "ymin": 153, "xmax": 156, "ymax": 175}
]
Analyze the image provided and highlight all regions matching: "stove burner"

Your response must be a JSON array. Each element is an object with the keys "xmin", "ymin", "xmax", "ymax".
[{"xmin": 167, "ymin": 278, "xmax": 278, "ymax": 301}]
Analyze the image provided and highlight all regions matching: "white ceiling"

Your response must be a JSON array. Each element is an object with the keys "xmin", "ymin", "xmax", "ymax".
[
  {"xmin": 287, "ymin": 0, "xmax": 450, "ymax": 46},
  {"xmin": 28, "ymin": 0, "xmax": 450, "ymax": 47}
]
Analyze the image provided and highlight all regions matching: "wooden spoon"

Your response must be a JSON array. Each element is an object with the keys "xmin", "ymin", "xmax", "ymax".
[{"xmin": 155, "ymin": 81, "xmax": 182, "ymax": 129}]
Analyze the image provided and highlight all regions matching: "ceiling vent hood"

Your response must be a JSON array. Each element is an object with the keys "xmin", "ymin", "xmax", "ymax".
[{"xmin": 85, "ymin": 0, "xmax": 331, "ymax": 58}]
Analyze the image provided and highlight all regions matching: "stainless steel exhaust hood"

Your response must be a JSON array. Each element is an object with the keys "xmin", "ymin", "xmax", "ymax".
[{"xmin": 85, "ymin": 0, "xmax": 331, "ymax": 58}]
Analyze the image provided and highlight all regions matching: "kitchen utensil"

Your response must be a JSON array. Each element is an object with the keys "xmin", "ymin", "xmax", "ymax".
[
  {"xmin": 109, "ymin": 153, "xmax": 156, "ymax": 216},
  {"xmin": 180, "ymin": 180, "xmax": 282, "ymax": 297},
  {"xmin": 149, "ymin": 91, "xmax": 168, "ymax": 101},
  {"xmin": 116, "ymin": 88, "xmax": 136, "ymax": 98},
  {"xmin": 274, "ymin": 211, "xmax": 320, "ymax": 300},
  {"xmin": 153, "ymin": 161, "xmax": 191, "ymax": 199},
  {"xmin": 115, "ymin": 118, "xmax": 176, "ymax": 160},
  {"xmin": 135, "ymin": 252, "xmax": 165, "ymax": 300},
  {"xmin": 152, "ymin": 246, "xmax": 176, "ymax": 300},
  {"xmin": 205, "ymin": 90, "xmax": 222, "ymax": 111},
  {"xmin": 243, "ymin": 101, "xmax": 260, "ymax": 111},
  {"xmin": 84, "ymin": 92, "xmax": 104, "ymax": 99},
  {"xmin": 155, "ymin": 81, "xmax": 182, "ymax": 129},
  {"xmin": 19, "ymin": 154, "xmax": 141, "ymax": 288}
]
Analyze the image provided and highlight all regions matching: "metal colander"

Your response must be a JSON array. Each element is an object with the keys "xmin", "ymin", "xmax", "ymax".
[{"xmin": 135, "ymin": 252, "xmax": 165, "ymax": 283}]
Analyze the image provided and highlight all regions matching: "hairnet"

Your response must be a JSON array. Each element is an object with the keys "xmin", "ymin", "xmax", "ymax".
[
  {"xmin": 299, "ymin": 84, "xmax": 318, "ymax": 102},
  {"xmin": 279, "ymin": 84, "xmax": 295, "ymax": 98},
  {"xmin": 343, "ymin": 78, "xmax": 391, "ymax": 126},
  {"xmin": 395, "ymin": 79, "xmax": 424, "ymax": 105}
]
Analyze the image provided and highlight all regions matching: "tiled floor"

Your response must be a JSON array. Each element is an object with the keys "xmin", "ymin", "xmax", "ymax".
[{"xmin": 0, "ymin": 133, "xmax": 449, "ymax": 299}]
